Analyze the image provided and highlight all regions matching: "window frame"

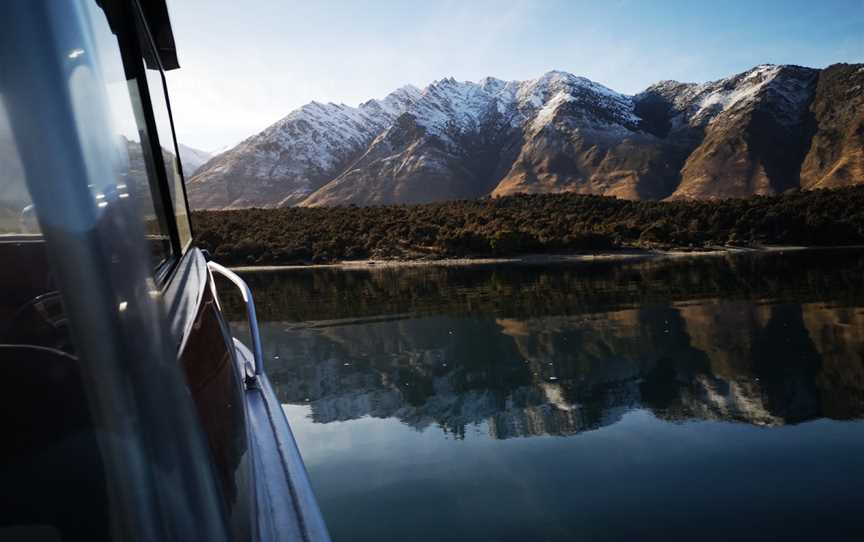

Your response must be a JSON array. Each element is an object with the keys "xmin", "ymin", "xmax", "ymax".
[{"xmin": 127, "ymin": 0, "xmax": 195, "ymax": 285}]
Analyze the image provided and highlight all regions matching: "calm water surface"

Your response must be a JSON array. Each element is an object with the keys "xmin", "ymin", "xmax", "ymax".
[{"xmin": 226, "ymin": 251, "xmax": 864, "ymax": 541}]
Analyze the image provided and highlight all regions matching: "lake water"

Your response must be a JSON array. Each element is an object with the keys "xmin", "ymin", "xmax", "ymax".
[{"xmin": 228, "ymin": 251, "xmax": 864, "ymax": 541}]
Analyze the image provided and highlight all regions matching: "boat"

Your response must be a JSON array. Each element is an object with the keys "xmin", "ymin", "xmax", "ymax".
[{"xmin": 0, "ymin": 1, "xmax": 330, "ymax": 540}]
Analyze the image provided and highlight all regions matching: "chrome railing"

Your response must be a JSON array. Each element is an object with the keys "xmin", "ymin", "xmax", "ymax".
[{"xmin": 206, "ymin": 261, "xmax": 265, "ymax": 377}]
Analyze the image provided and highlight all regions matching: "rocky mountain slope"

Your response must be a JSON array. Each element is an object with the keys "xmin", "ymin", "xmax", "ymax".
[
  {"xmin": 799, "ymin": 64, "xmax": 864, "ymax": 189},
  {"xmin": 177, "ymin": 143, "xmax": 211, "ymax": 177},
  {"xmin": 187, "ymin": 63, "xmax": 864, "ymax": 209}
]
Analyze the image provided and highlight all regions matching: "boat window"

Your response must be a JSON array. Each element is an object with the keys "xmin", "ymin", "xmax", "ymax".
[
  {"xmin": 90, "ymin": 1, "xmax": 176, "ymax": 272},
  {"xmin": 0, "ymin": 96, "xmax": 65, "ymax": 350},
  {"xmin": 136, "ymin": 10, "xmax": 193, "ymax": 252},
  {"xmin": 0, "ymin": 0, "xmax": 178, "ymax": 352},
  {"xmin": 0, "ymin": 100, "xmax": 37, "ymax": 235}
]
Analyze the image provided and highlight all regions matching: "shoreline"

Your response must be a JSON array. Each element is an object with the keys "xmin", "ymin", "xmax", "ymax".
[{"xmin": 227, "ymin": 245, "xmax": 864, "ymax": 273}]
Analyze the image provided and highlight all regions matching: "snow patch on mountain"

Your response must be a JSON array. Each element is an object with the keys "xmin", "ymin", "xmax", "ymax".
[
  {"xmin": 694, "ymin": 65, "xmax": 782, "ymax": 120},
  {"xmin": 392, "ymin": 70, "xmax": 640, "ymax": 143},
  {"xmin": 405, "ymin": 77, "xmax": 510, "ymax": 140},
  {"xmin": 517, "ymin": 70, "xmax": 639, "ymax": 125},
  {"xmin": 530, "ymin": 91, "xmax": 575, "ymax": 132},
  {"xmin": 643, "ymin": 65, "xmax": 815, "ymax": 130},
  {"xmin": 369, "ymin": 85, "xmax": 423, "ymax": 117}
]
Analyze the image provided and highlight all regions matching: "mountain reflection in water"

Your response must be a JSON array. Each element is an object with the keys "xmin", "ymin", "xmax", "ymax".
[{"xmin": 223, "ymin": 251, "xmax": 864, "ymax": 541}]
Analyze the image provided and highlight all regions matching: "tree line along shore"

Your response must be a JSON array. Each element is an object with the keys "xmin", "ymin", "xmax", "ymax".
[{"xmin": 191, "ymin": 187, "xmax": 864, "ymax": 266}]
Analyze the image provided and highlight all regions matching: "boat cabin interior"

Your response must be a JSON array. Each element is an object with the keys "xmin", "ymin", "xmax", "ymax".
[{"xmin": 0, "ymin": 1, "xmax": 328, "ymax": 541}]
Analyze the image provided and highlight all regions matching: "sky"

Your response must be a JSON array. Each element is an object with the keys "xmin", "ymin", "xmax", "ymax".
[{"xmin": 163, "ymin": 0, "xmax": 864, "ymax": 151}]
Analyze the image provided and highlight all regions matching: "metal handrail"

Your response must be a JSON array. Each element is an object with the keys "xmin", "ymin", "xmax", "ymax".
[{"xmin": 207, "ymin": 261, "xmax": 265, "ymax": 377}]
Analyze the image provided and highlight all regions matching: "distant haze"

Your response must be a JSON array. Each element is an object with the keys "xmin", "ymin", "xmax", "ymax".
[{"xmin": 164, "ymin": 0, "xmax": 864, "ymax": 151}]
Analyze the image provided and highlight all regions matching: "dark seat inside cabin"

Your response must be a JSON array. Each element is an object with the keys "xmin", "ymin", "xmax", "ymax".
[
  {"xmin": 0, "ymin": 241, "xmax": 109, "ymax": 541},
  {"xmin": 0, "ymin": 240, "xmax": 72, "ymax": 353}
]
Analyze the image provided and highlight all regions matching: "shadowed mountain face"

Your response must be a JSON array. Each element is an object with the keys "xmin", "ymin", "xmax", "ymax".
[
  {"xmin": 800, "ymin": 64, "xmax": 864, "ymax": 189},
  {"xmin": 189, "ymin": 64, "xmax": 863, "ymax": 209},
  {"xmin": 661, "ymin": 65, "xmax": 820, "ymax": 198},
  {"xmin": 220, "ymin": 251, "xmax": 864, "ymax": 439}
]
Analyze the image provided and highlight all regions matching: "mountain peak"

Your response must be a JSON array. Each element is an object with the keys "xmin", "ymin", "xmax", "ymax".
[
  {"xmin": 537, "ymin": 69, "xmax": 578, "ymax": 81},
  {"xmin": 429, "ymin": 76, "xmax": 459, "ymax": 87},
  {"xmin": 478, "ymin": 76, "xmax": 507, "ymax": 92},
  {"xmin": 394, "ymin": 83, "xmax": 422, "ymax": 95}
]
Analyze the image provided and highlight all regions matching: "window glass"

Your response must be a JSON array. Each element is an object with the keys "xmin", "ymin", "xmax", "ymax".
[
  {"xmin": 136, "ymin": 13, "xmax": 192, "ymax": 251},
  {"xmin": 77, "ymin": 0, "xmax": 175, "ymax": 270},
  {"xmin": 0, "ymin": 1, "xmax": 174, "ymax": 271},
  {"xmin": 0, "ymin": 100, "xmax": 37, "ymax": 235},
  {"xmin": 1, "ymin": 1, "xmax": 178, "ymax": 352}
]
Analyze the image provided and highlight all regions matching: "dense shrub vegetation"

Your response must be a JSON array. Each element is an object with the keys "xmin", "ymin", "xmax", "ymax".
[{"xmin": 192, "ymin": 187, "xmax": 864, "ymax": 266}]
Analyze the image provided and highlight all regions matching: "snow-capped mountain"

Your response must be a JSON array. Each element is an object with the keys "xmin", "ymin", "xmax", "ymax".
[
  {"xmin": 186, "ymin": 86, "xmax": 422, "ymax": 208},
  {"xmin": 187, "ymin": 63, "xmax": 863, "ymax": 209}
]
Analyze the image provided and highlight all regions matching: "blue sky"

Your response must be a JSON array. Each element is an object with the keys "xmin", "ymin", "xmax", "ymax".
[{"xmin": 164, "ymin": 0, "xmax": 864, "ymax": 151}]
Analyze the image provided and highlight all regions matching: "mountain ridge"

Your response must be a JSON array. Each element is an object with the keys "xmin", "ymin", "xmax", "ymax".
[{"xmin": 187, "ymin": 63, "xmax": 864, "ymax": 209}]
